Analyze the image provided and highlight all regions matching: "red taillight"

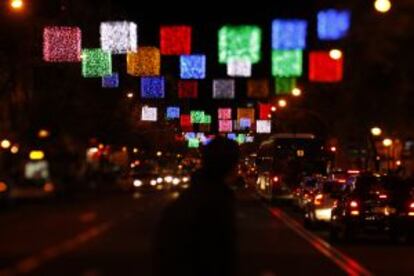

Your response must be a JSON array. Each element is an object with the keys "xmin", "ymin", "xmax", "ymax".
[
  {"xmin": 379, "ymin": 194, "xmax": 388, "ymax": 200},
  {"xmin": 349, "ymin": 200, "xmax": 360, "ymax": 216},
  {"xmin": 314, "ymin": 194, "xmax": 323, "ymax": 206},
  {"xmin": 409, "ymin": 202, "xmax": 414, "ymax": 209},
  {"xmin": 349, "ymin": 200, "xmax": 358, "ymax": 208},
  {"xmin": 272, "ymin": 176, "xmax": 279, "ymax": 183},
  {"xmin": 408, "ymin": 202, "xmax": 414, "ymax": 216}
]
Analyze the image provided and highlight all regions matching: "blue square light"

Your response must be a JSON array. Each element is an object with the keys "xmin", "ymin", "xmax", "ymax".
[
  {"xmin": 317, "ymin": 9, "xmax": 351, "ymax": 41},
  {"xmin": 102, "ymin": 73, "xmax": 119, "ymax": 88},
  {"xmin": 141, "ymin": 76, "xmax": 165, "ymax": 98},
  {"xmin": 180, "ymin": 55, "xmax": 206, "ymax": 79},
  {"xmin": 272, "ymin": 19, "xmax": 307, "ymax": 50},
  {"xmin": 166, "ymin": 107, "xmax": 180, "ymax": 119}
]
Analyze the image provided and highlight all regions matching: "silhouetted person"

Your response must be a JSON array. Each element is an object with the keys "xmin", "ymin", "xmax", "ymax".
[{"xmin": 153, "ymin": 137, "xmax": 240, "ymax": 276}]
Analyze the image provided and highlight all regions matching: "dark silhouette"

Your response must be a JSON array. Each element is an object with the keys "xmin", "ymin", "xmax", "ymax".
[{"xmin": 153, "ymin": 137, "xmax": 240, "ymax": 276}]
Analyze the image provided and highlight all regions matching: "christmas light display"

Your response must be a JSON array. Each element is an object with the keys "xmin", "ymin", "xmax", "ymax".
[
  {"xmin": 219, "ymin": 120, "xmax": 233, "ymax": 133},
  {"xmin": 275, "ymin": 77, "xmax": 297, "ymax": 95},
  {"xmin": 180, "ymin": 115, "xmax": 192, "ymax": 128},
  {"xmin": 227, "ymin": 133, "xmax": 237, "ymax": 140},
  {"xmin": 272, "ymin": 50, "xmax": 302, "ymax": 77},
  {"xmin": 247, "ymin": 79, "xmax": 269, "ymax": 98},
  {"xmin": 199, "ymin": 124, "xmax": 211, "ymax": 133},
  {"xmin": 245, "ymin": 136, "xmax": 254, "ymax": 143},
  {"xmin": 188, "ymin": 138, "xmax": 200, "ymax": 148},
  {"xmin": 218, "ymin": 25, "xmax": 262, "ymax": 64},
  {"xmin": 200, "ymin": 114, "xmax": 212, "ymax": 124},
  {"xmin": 236, "ymin": 134, "xmax": 246, "ymax": 144},
  {"xmin": 180, "ymin": 55, "xmax": 206, "ymax": 79},
  {"xmin": 185, "ymin": 132, "xmax": 196, "ymax": 140},
  {"xmin": 218, "ymin": 108, "xmax": 232, "ymax": 120},
  {"xmin": 309, "ymin": 51, "xmax": 343, "ymax": 82},
  {"xmin": 82, "ymin": 49, "xmax": 112, "ymax": 78},
  {"xmin": 43, "ymin": 26, "xmax": 81, "ymax": 62},
  {"xmin": 237, "ymin": 108, "xmax": 255, "ymax": 124},
  {"xmin": 213, "ymin": 79, "xmax": 235, "ymax": 99},
  {"xmin": 178, "ymin": 80, "xmax": 198, "ymax": 98},
  {"xmin": 271, "ymin": 19, "xmax": 307, "ymax": 50},
  {"xmin": 239, "ymin": 118, "xmax": 251, "ymax": 129},
  {"xmin": 191, "ymin": 111, "xmax": 205, "ymax": 124},
  {"xmin": 141, "ymin": 106, "xmax": 157, "ymax": 121},
  {"xmin": 256, "ymin": 120, "xmax": 271, "ymax": 133},
  {"xmin": 102, "ymin": 73, "xmax": 119, "ymax": 88},
  {"xmin": 141, "ymin": 76, "xmax": 165, "ymax": 98},
  {"xmin": 259, "ymin": 103, "xmax": 271, "ymax": 120},
  {"xmin": 100, "ymin": 21, "xmax": 137, "ymax": 54},
  {"xmin": 160, "ymin": 25, "xmax": 192, "ymax": 55},
  {"xmin": 226, "ymin": 58, "xmax": 252, "ymax": 77},
  {"xmin": 127, "ymin": 47, "xmax": 160, "ymax": 76},
  {"xmin": 166, "ymin": 107, "xmax": 180, "ymax": 119},
  {"xmin": 317, "ymin": 9, "xmax": 351, "ymax": 41}
]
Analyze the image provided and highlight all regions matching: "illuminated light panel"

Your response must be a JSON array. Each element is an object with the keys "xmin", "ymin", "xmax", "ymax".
[
  {"xmin": 141, "ymin": 77, "xmax": 165, "ymax": 98},
  {"xmin": 180, "ymin": 115, "xmax": 192, "ymax": 128},
  {"xmin": 102, "ymin": 73, "xmax": 119, "ymax": 88},
  {"xmin": 227, "ymin": 58, "xmax": 252, "ymax": 77},
  {"xmin": 247, "ymin": 79, "xmax": 270, "ymax": 98},
  {"xmin": 127, "ymin": 47, "xmax": 160, "ymax": 76},
  {"xmin": 178, "ymin": 80, "xmax": 198, "ymax": 98},
  {"xmin": 185, "ymin": 132, "xmax": 196, "ymax": 140},
  {"xmin": 236, "ymin": 134, "xmax": 246, "ymax": 144},
  {"xmin": 82, "ymin": 49, "xmax": 112, "ymax": 78},
  {"xmin": 237, "ymin": 108, "xmax": 255, "ymax": 124},
  {"xmin": 239, "ymin": 118, "xmax": 251, "ymax": 129},
  {"xmin": 43, "ymin": 26, "xmax": 81, "ymax": 62},
  {"xmin": 256, "ymin": 120, "xmax": 272, "ymax": 133},
  {"xmin": 200, "ymin": 114, "xmax": 212, "ymax": 124},
  {"xmin": 190, "ymin": 111, "xmax": 205, "ymax": 124},
  {"xmin": 218, "ymin": 108, "xmax": 232, "ymax": 120},
  {"xmin": 166, "ymin": 107, "xmax": 180, "ymax": 120},
  {"xmin": 259, "ymin": 103, "xmax": 271, "ymax": 120},
  {"xmin": 317, "ymin": 9, "xmax": 351, "ymax": 41},
  {"xmin": 160, "ymin": 26, "xmax": 192, "ymax": 55},
  {"xmin": 141, "ymin": 106, "xmax": 157, "ymax": 122},
  {"xmin": 180, "ymin": 55, "xmax": 206, "ymax": 79},
  {"xmin": 309, "ymin": 51, "xmax": 344, "ymax": 82},
  {"xmin": 100, "ymin": 21, "xmax": 137, "ymax": 54},
  {"xmin": 218, "ymin": 25, "xmax": 262, "ymax": 64},
  {"xmin": 275, "ymin": 77, "xmax": 297, "ymax": 95},
  {"xmin": 227, "ymin": 133, "xmax": 237, "ymax": 141},
  {"xmin": 271, "ymin": 19, "xmax": 307, "ymax": 50},
  {"xmin": 188, "ymin": 138, "xmax": 200, "ymax": 148},
  {"xmin": 219, "ymin": 120, "xmax": 233, "ymax": 133},
  {"xmin": 213, "ymin": 79, "xmax": 235, "ymax": 99},
  {"xmin": 272, "ymin": 50, "xmax": 302, "ymax": 77}
]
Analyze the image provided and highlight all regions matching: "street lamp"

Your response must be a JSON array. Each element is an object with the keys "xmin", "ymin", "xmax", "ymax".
[
  {"xmin": 371, "ymin": 127, "xmax": 382, "ymax": 136},
  {"xmin": 329, "ymin": 49, "xmax": 343, "ymax": 60},
  {"xmin": 278, "ymin": 99, "xmax": 287, "ymax": 108},
  {"xmin": 292, "ymin": 88, "xmax": 302, "ymax": 97},
  {"xmin": 10, "ymin": 0, "xmax": 24, "ymax": 10},
  {"xmin": 374, "ymin": 0, "xmax": 392, "ymax": 13},
  {"xmin": 383, "ymin": 138, "xmax": 393, "ymax": 147}
]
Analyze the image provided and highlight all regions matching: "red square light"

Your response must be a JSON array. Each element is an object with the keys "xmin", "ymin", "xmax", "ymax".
[
  {"xmin": 160, "ymin": 26, "xmax": 192, "ymax": 55},
  {"xmin": 309, "ymin": 51, "xmax": 343, "ymax": 82},
  {"xmin": 259, "ymin": 103, "xmax": 271, "ymax": 120},
  {"xmin": 180, "ymin": 115, "xmax": 192, "ymax": 128},
  {"xmin": 178, "ymin": 80, "xmax": 198, "ymax": 98}
]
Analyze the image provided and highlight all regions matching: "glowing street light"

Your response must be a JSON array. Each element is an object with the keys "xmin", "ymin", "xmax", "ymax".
[
  {"xmin": 371, "ymin": 127, "xmax": 382, "ymax": 136},
  {"xmin": 374, "ymin": 0, "xmax": 392, "ymax": 13},
  {"xmin": 329, "ymin": 49, "xmax": 343, "ymax": 60},
  {"xmin": 292, "ymin": 88, "xmax": 302, "ymax": 97},
  {"xmin": 383, "ymin": 138, "xmax": 393, "ymax": 147},
  {"xmin": 270, "ymin": 106, "xmax": 277, "ymax": 112},
  {"xmin": 278, "ymin": 99, "xmax": 287, "ymax": 108},
  {"xmin": 38, "ymin": 129, "xmax": 50, "ymax": 139},
  {"xmin": 10, "ymin": 0, "xmax": 24, "ymax": 10},
  {"xmin": 1, "ymin": 139, "xmax": 11, "ymax": 149}
]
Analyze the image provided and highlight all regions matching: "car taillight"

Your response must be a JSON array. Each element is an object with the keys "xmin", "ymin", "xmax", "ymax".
[
  {"xmin": 272, "ymin": 176, "xmax": 279, "ymax": 183},
  {"xmin": 349, "ymin": 200, "xmax": 360, "ymax": 216},
  {"xmin": 408, "ymin": 202, "xmax": 414, "ymax": 216},
  {"xmin": 314, "ymin": 194, "xmax": 323, "ymax": 206},
  {"xmin": 379, "ymin": 194, "xmax": 388, "ymax": 200}
]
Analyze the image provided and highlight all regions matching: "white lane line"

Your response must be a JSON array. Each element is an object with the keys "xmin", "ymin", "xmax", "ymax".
[{"xmin": 269, "ymin": 208, "xmax": 372, "ymax": 276}]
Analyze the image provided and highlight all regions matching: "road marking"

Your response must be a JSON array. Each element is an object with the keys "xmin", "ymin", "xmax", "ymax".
[{"xmin": 269, "ymin": 208, "xmax": 372, "ymax": 276}]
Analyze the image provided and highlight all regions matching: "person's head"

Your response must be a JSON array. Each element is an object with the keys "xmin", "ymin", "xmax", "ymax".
[{"xmin": 201, "ymin": 137, "xmax": 240, "ymax": 179}]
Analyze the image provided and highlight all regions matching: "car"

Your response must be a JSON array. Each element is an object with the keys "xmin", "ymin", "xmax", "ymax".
[
  {"xmin": 329, "ymin": 173, "xmax": 414, "ymax": 242},
  {"xmin": 293, "ymin": 176, "xmax": 318, "ymax": 211},
  {"xmin": 303, "ymin": 178, "xmax": 346, "ymax": 228}
]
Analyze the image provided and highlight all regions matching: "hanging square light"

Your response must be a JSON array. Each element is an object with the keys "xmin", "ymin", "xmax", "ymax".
[
  {"xmin": 100, "ymin": 21, "xmax": 137, "ymax": 54},
  {"xmin": 82, "ymin": 49, "xmax": 112, "ymax": 78},
  {"xmin": 256, "ymin": 120, "xmax": 272, "ymax": 133},
  {"xmin": 271, "ymin": 19, "xmax": 307, "ymax": 50},
  {"xmin": 309, "ymin": 51, "xmax": 343, "ymax": 82},
  {"xmin": 43, "ymin": 26, "xmax": 82, "ymax": 62},
  {"xmin": 226, "ymin": 58, "xmax": 252, "ymax": 77},
  {"xmin": 317, "ymin": 9, "xmax": 351, "ymax": 41},
  {"xmin": 219, "ymin": 120, "xmax": 233, "ymax": 133},
  {"xmin": 141, "ymin": 76, "xmax": 165, "ymax": 98},
  {"xmin": 160, "ymin": 25, "xmax": 192, "ymax": 55},
  {"xmin": 178, "ymin": 80, "xmax": 198, "ymax": 98},
  {"xmin": 180, "ymin": 55, "xmax": 206, "ymax": 79},
  {"xmin": 213, "ymin": 79, "xmax": 235, "ymax": 99},
  {"xmin": 218, "ymin": 108, "xmax": 232, "ymax": 120},
  {"xmin": 190, "ymin": 111, "xmax": 206, "ymax": 124},
  {"xmin": 102, "ymin": 73, "xmax": 119, "ymax": 88},
  {"xmin": 166, "ymin": 107, "xmax": 180, "ymax": 120},
  {"xmin": 275, "ymin": 77, "xmax": 297, "ymax": 95},
  {"xmin": 237, "ymin": 108, "xmax": 255, "ymax": 124},
  {"xmin": 247, "ymin": 79, "xmax": 270, "ymax": 98},
  {"xmin": 127, "ymin": 47, "xmax": 160, "ymax": 76},
  {"xmin": 141, "ymin": 106, "xmax": 157, "ymax": 121},
  {"xmin": 259, "ymin": 103, "xmax": 271, "ymax": 120},
  {"xmin": 272, "ymin": 50, "xmax": 303, "ymax": 77}
]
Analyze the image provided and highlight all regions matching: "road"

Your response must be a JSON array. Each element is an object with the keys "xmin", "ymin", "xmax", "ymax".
[{"xmin": 0, "ymin": 188, "xmax": 414, "ymax": 275}]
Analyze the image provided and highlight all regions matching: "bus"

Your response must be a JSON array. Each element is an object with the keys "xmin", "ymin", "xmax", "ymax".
[{"xmin": 256, "ymin": 133, "xmax": 330, "ymax": 202}]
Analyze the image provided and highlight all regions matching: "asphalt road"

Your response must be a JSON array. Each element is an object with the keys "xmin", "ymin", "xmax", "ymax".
[{"xmin": 0, "ymin": 188, "xmax": 413, "ymax": 275}]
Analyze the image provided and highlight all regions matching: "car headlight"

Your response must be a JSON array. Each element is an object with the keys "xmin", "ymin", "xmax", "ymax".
[
  {"xmin": 133, "ymin": 179, "xmax": 142, "ymax": 187},
  {"xmin": 182, "ymin": 176, "xmax": 190, "ymax": 183},
  {"xmin": 164, "ymin": 176, "xmax": 173, "ymax": 183},
  {"xmin": 150, "ymin": 180, "xmax": 157, "ymax": 186},
  {"xmin": 172, "ymin": 178, "xmax": 181, "ymax": 186},
  {"xmin": 156, "ymin": 177, "xmax": 163, "ymax": 184}
]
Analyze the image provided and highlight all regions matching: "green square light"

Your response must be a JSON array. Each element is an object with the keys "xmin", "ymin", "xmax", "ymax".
[
  {"xmin": 190, "ymin": 111, "xmax": 205, "ymax": 124},
  {"xmin": 275, "ymin": 77, "xmax": 297, "ymax": 95},
  {"xmin": 272, "ymin": 50, "xmax": 302, "ymax": 77},
  {"xmin": 200, "ymin": 114, "xmax": 212, "ymax": 124},
  {"xmin": 82, "ymin": 49, "xmax": 112, "ymax": 78},
  {"xmin": 236, "ymin": 134, "xmax": 246, "ymax": 144},
  {"xmin": 218, "ymin": 25, "xmax": 262, "ymax": 64},
  {"xmin": 188, "ymin": 138, "xmax": 200, "ymax": 148}
]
